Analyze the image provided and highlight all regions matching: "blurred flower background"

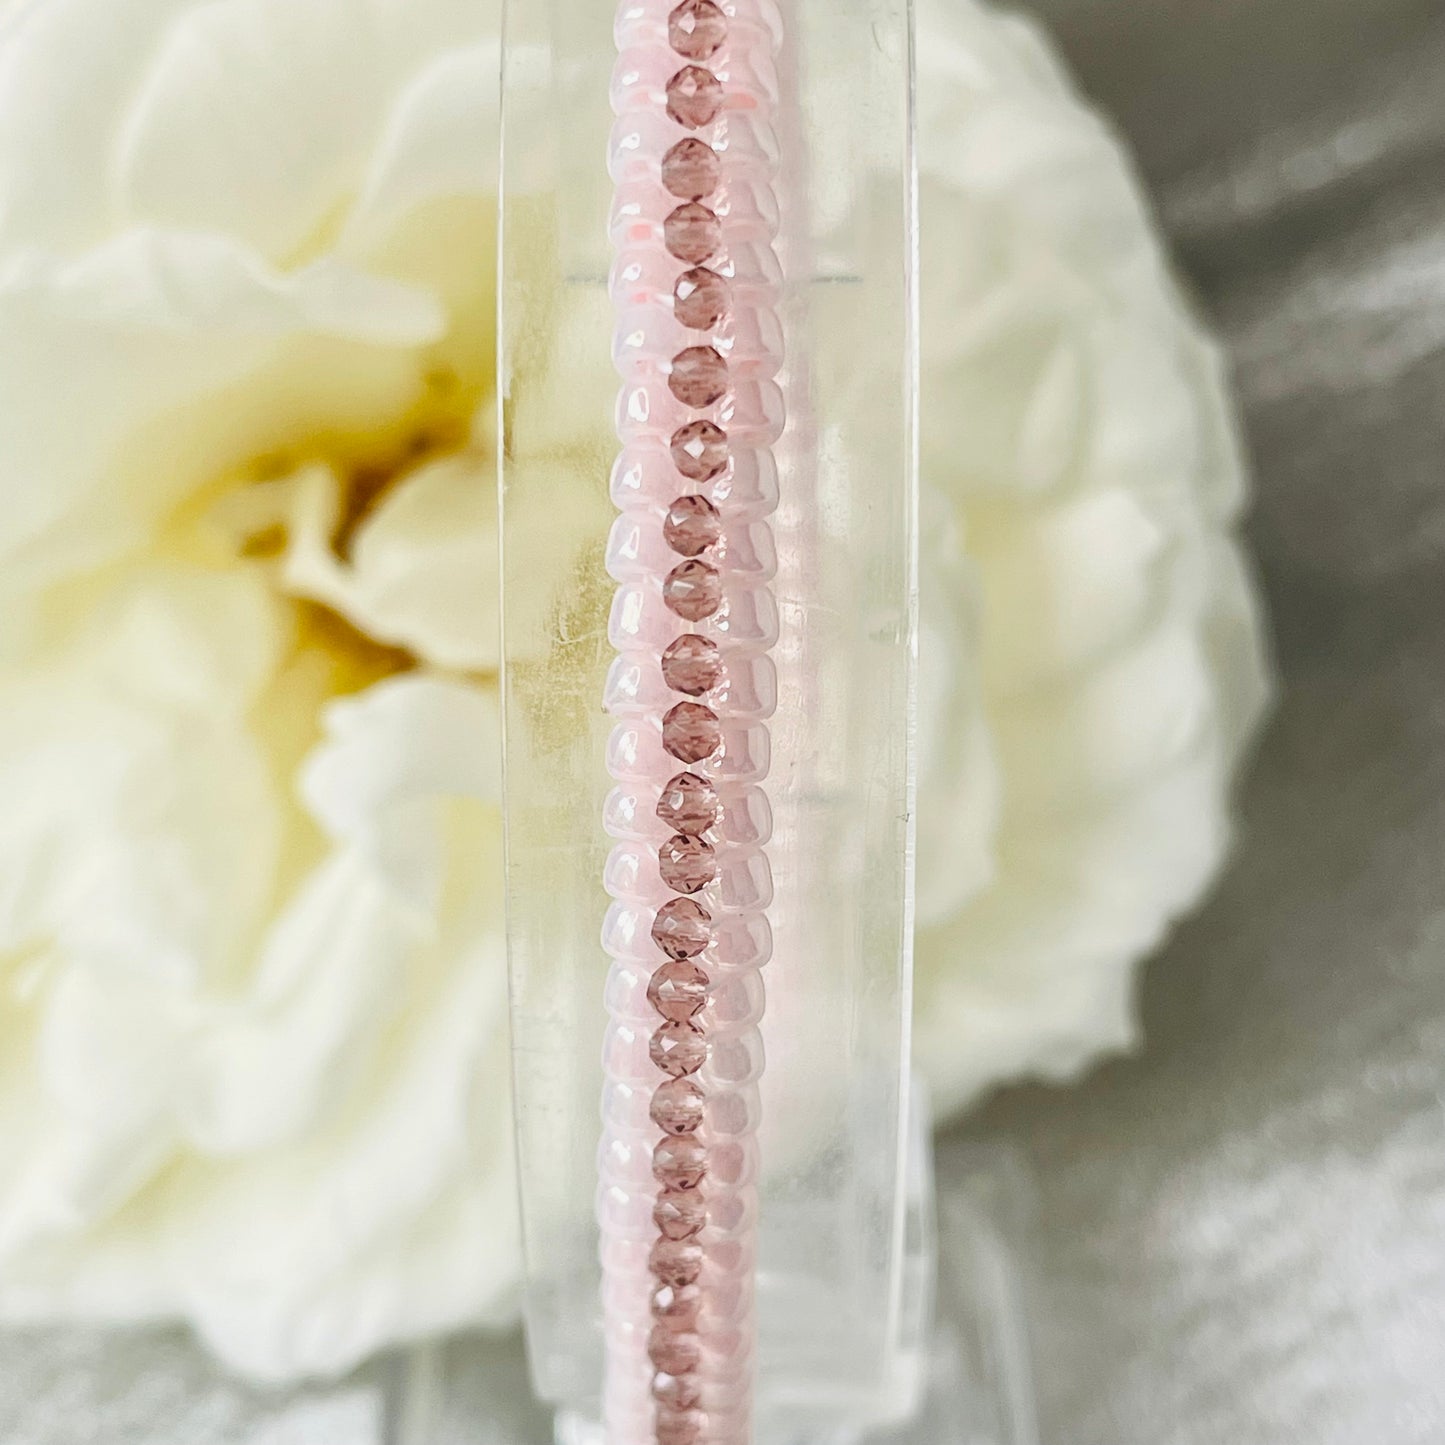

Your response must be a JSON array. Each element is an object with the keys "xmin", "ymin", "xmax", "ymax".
[{"xmin": 0, "ymin": 0, "xmax": 1268, "ymax": 1396}]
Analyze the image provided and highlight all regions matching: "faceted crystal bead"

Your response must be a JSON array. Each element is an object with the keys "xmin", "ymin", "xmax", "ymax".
[
  {"xmin": 664, "ymin": 203, "xmax": 721, "ymax": 264},
  {"xmin": 651, "ymin": 1077, "xmax": 707, "ymax": 1135},
  {"xmin": 666, "ymin": 65, "xmax": 724, "ymax": 129},
  {"xmin": 662, "ymin": 634, "xmax": 724, "ymax": 695},
  {"xmin": 656, "ymin": 1408, "xmax": 708, "ymax": 1445},
  {"xmin": 653, "ymin": 1372, "xmax": 703, "ymax": 1412},
  {"xmin": 668, "ymin": 345, "xmax": 728, "ymax": 407},
  {"xmin": 659, "ymin": 832, "xmax": 717, "ymax": 893},
  {"xmin": 654, "ymin": 1187, "xmax": 708, "ymax": 1241},
  {"xmin": 664, "ymin": 495, "xmax": 723, "ymax": 556},
  {"xmin": 663, "ymin": 559, "xmax": 722, "ymax": 621},
  {"xmin": 668, "ymin": 0, "xmax": 727, "ymax": 60},
  {"xmin": 649, "ymin": 1327, "xmax": 702, "ymax": 1376},
  {"xmin": 673, "ymin": 266, "xmax": 730, "ymax": 329},
  {"xmin": 663, "ymin": 701, "xmax": 722, "ymax": 763},
  {"xmin": 653, "ymin": 1282, "xmax": 703, "ymax": 1329},
  {"xmin": 657, "ymin": 771, "xmax": 720, "ymax": 834},
  {"xmin": 652, "ymin": 898, "xmax": 712, "ymax": 959},
  {"xmin": 653, "ymin": 1133, "xmax": 709, "ymax": 1188},
  {"xmin": 670, "ymin": 420, "xmax": 729, "ymax": 481},
  {"xmin": 650, "ymin": 1236, "xmax": 704, "ymax": 1288},
  {"xmin": 661, "ymin": 138, "xmax": 721, "ymax": 201},
  {"xmin": 648, "ymin": 959, "xmax": 711, "ymax": 1023},
  {"xmin": 651, "ymin": 1019, "xmax": 709, "ymax": 1079}
]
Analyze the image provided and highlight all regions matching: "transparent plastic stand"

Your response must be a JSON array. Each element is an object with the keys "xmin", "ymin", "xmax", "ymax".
[{"xmin": 497, "ymin": 2, "xmax": 1032, "ymax": 1441}]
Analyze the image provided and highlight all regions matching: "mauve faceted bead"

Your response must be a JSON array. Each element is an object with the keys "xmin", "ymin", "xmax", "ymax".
[
  {"xmin": 654, "ymin": 1187, "xmax": 708, "ymax": 1241},
  {"xmin": 653, "ymin": 1372, "xmax": 703, "ymax": 1412},
  {"xmin": 664, "ymin": 495, "xmax": 723, "ymax": 556},
  {"xmin": 664, "ymin": 203, "xmax": 721, "ymax": 264},
  {"xmin": 663, "ymin": 701, "xmax": 722, "ymax": 763},
  {"xmin": 668, "ymin": 0, "xmax": 727, "ymax": 60},
  {"xmin": 657, "ymin": 771, "xmax": 720, "ymax": 834},
  {"xmin": 666, "ymin": 65, "xmax": 724, "ymax": 129},
  {"xmin": 650, "ymin": 1236, "xmax": 704, "ymax": 1288},
  {"xmin": 649, "ymin": 1326, "xmax": 702, "ymax": 1376},
  {"xmin": 648, "ymin": 959, "xmax": 711, "ymax": 1022},
  {"xmin": 668, "ymin": 345, "xmax": 728, "ymax": 406},
  {"xmin": 662, "ymin": 634, "xmax": 724, "ymax": 695},
  {"xmin": 652, "ymin": 898, "xmax": 713, "ymax": 959},
  {"xmin": 651, "ymin": 1077, "xmax": 707, "ymax": 1135},
  {"xmin": 670, "ymin": 420, "xmax": 728, "ymax": 481},
  {"xmin": 663, "ymin": 558, "xmax": 722, "ymax": 621},
  {"xmin": 659, "ymin": 832, "xmax": 717, "ymax": 893},
  {"xmin": 674, "ymin": 266, "xmax": 730, "ymax": 329},
  {"xmin": 653, "ymin": 1282, "xmax": 703, "ymax": 1329},
  {"xmin": 656, "ymin": 1407, "xmax": 709, "ymax": 1445},
  {"xmin": 651, "ymin": 1019, "xmax": 709, "ymax": 1079},
  {"xmin": 654, "ymin": 1133, "xmax": 709, "ymax": 1188},
  {"xmin": 661, "ymin": 138, "xmax": 721, "ymax": 201}
]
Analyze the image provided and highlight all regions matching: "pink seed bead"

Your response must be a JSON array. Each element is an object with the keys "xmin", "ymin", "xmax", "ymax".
[
  {"xmin": 663, "ymin": 701, "xmax": 722, "ymax": 763},
  {"xmin": 659, "ymin": 832, "xmax": 718, "ymax": 893},
  {"xmin": 651, "ymin": 1019, "xmax": 709, "ymax": 1079},
  {"xmin": 649, "ymin": 1327, "xmax": 702, "ymax": 1376},
  {"xmin": 657, "ymin": 772, "xmax": 721, "ymax": 834},
  {"xmin": 667, "ymin": 66, "xmax": 725, "ymax": 128},
  {"xmin": 654, "ymin": 1372, "xmax": 703, "ymax": 1412},
  {"xmin": 653, "ymin": 1282, "xmax": 703, "ymax": 1329},
  {"xmin": 668, "ymin": 0, "xmax": 727, "ymax": 60},
  {"xmin": 650, "ymin": 1237, "xmax": 704, "ymax": 1288},
  {"xmin": 661, "ymin": 138, "xmax": 721, "ymax": 201},
  {"xmin": 674, "ymin": 266, "xmax": 730, "ymax": 329},
  {"xmin": 651, "ymin": 1077, "xmax": 707, "ymax": 1135},
  {"xmin": 657, "ymin": 1407, "xmax": 709, "ymax": 1445},
  {"xmin": 670, "ymin": 420, "xmax": 729, "ymax": 481},
  {"xmin": 649, "ymin": 960, "xmax": 711, "ymax": 1023},
  {"xmin": 654, "ymin": 1187, "xmax": 709, "ymax": 1241},
  {"xmin": 664, "ymin": 203, "xmax": 721, "ymax": 265},
  {"xmin": 663, "ymin": 559, "xmax": 722, "ymax": 621},
  {"xmin": 652, "ymin": 898, "xmax": 713, "ymax": 959},
  {"xmin": 654, "ymin": 1133, "xmax": 709, "ymax": 1188},
  {"xmin": 664, "ymin": 495, "xmax": 723, "ymax": 556},
  {"xmin": 662, "ymin": 634, "xmax": 724, "ymax": 696},
  {"xmin": 668, "ymin": 345, "xmax": 728, "ymax": 407}
]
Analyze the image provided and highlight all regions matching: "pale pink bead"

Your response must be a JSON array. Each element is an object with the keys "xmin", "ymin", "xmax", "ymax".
[
  {"xmin": 662, "ymin": 634, "xmax": 724, "ymax": 696},
  {"xmin": 649, "ymin": 1327, "xmax": 701, "ymax": 1376},
  {"xmin": 664, "ymin": 495, "xmax": 723, "ymax": 556},
  {"xmin": 659, "ymin": 832, "xmax": 718, "ymax": 893},
  {"xmin": 654, "ymin": 1134, "xmax": 709, "ymax": 1189},
  {"xmin": 653, "ymin": 1372, "xmax": 702, "ymax": 1412},
  {"xmin": 651, "ymin": 1019, "xmax": 709, "ymax": 1078},
  {"xmin": 674, "ymin": 266, "xmax": 730, "ymax": 329},
  {"xmin": 653, "ymin": 1281, "xmax": 703, "ymax": 1329},
  {"xmin": 663, "ymin": 701, "xmax": 722, "ymax": 763},
  {"xmin": 648, "ymin": 959, "xmax": 711, "ymax": 1022},
  {"xmin": 654, "ymin": 1187, "xmax": 708, "ymax": 1241},
  {"xmin": 668, "ymin": 0, "xmax": 726, "ymax": 59},
  {"xmin": 664, "ymin": 202, "xmax": 721, "ymax": 264},
  {"xmin": 668, "ymin": 345, "xmax": 728, "ymax": 407},
  {"xmin": 670, "ymin": 420, "xmax": 729, "ymax": 480},
  {"xmin": 652, "ymin": 898, "xmax": 712, "ymax": 959},
  {"xmin": 667, "ymin": 65, "xmax": 724, "ymax": 128},
  {"xmin": 651, "ymin": 1077, "xmax": 706, "ymax": 1135},
  {"xmin": 661, "ymin": 138, "xmax": 721, "ymax": 200},
  {"xmin": 656, "ymin": 1406, "xmax": 708, "ymax": 1445},
  {"xmin": 663, "ymin": 559, "xmax": 722, "ymax": 621},
  {"xmin": 656, "ymin": 772, "xmax": 720, "ymax": 834},
  {"xmin": 650, "ymin": 1237, "xmax": 704, "ymax": 1288}
]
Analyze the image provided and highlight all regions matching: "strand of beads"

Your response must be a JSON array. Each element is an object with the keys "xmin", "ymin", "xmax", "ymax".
[{"xmin": 602, "ymin": 2, "xmax": 784, "ymax": 1441}]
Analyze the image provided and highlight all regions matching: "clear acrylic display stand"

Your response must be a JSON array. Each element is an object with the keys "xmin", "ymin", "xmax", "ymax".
[{"xmin": 497, "ymin": 2, "xmax": 1032, "ymax": 1440}]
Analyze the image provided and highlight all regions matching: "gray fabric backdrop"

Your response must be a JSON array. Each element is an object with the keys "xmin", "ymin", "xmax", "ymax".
[{"xmin": 3, "ymin": 2, "xmax": 1443, "ymax": 1442}]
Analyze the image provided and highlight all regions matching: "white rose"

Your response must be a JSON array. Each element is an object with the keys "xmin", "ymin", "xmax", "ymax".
[{"xmin": 0, "ymin": 0, "xmax": 1268, "ymax": 1383}]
